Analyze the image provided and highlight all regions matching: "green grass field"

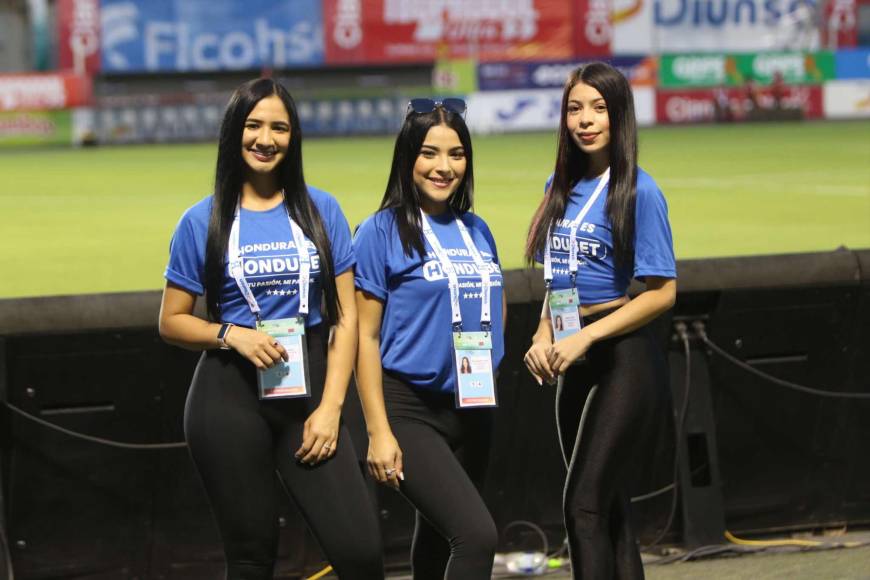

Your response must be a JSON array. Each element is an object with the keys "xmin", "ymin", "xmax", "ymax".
[{"xmin": 1, "ymin": 120, "xmax": 868, "ymax": 298}]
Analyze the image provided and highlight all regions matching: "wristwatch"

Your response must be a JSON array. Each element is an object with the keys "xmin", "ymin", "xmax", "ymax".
[{"xmin": 217, "ymin": 323, "xmax": 234, "ymax": 350}]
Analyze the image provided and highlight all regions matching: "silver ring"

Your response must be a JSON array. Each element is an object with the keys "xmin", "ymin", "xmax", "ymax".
[{"xmin": 385, "ymin": 468, "xmax": 396, "ymax": 476}]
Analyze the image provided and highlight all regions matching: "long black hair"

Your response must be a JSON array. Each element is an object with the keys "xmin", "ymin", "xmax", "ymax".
[
  {"xmin": 379, "ymin": 106, "xmax": 474, "ymax": 258},
  {"xmin": 203, "ymin": 78, "xmax": 340, "ymax": 324},
  {"xmin": 525, "ymin": 62, "xmax": 638, "ymax": 269}
]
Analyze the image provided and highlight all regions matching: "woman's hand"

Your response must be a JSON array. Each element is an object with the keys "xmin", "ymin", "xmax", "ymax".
[
  {"xmin": 296, "ymin": 402, "xmax": 340, "ymax": 465},
  {"xmin": 225, "ymin": 326, "xmax": 288, "ymax": 369},
  {"xmin": 547, "ymin": 329, "xmax": 594, "ymax": 374},
  {"xmin": 367, "ymin": 431, "xmax": 404, "ymax": 490},
  {"xmin": 524, "ymin": 337, "xmax": 556, "ymax": 385}
]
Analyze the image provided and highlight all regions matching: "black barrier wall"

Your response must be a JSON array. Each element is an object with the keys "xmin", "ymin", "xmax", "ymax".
[{"xmin": 0, "ymin": 249, "xmax": 868, "ymax": 578}]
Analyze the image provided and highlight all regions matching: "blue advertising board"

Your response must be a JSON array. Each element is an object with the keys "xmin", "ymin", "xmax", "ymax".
[
  {"xmin": 477, "ymin": 57, "xmax": 655, "ymax": 91},
  {"xmin": 100, "ymin": 0, "xmax": 324, "ymax": 73},
  {"xmin": 835, "ymin": 49, "xmax": 870, "ymax": 80}
]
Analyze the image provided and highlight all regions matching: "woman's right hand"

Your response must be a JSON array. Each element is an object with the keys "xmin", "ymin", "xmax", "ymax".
[
  {"xmin": 524, "ymin": 337, "xmax": 556, "ymax": 385},
  {"xmin": 224, "ymin": 326, "xmax": 288, "ymax": 369},
  {"xmin": 367, "ymin": 431, "xmax": 404, "ymax": 490}
]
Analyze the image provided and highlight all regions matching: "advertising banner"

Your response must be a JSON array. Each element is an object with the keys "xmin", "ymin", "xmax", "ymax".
[
  {"xmin": 57, "ymin": 0, "xmax": 101, "ymax": 74},
  {"xmin": 822, "ymin": 0, "xmax": 858, "ymax": 49},
  {"xmin": 656, "ymin": 85, "xmax": 824, "ymax": 124},
  {"xmin": 323, "ymin": 0, "xmax": 575, "ymax": 65},
  {"xmin": 0, "ymin": 110, "xmax": 72, "ymax": 146},
  {"xmin": 99, "ymin": 0, "xmax": 324, "ymax": 73},
  {"xmin": 823, "ymin": 80, "xmax": 870, "ymax": 118},
  {"xmin": 633, "ymin": 86, "xmax": 656, "ymax": 126},
  {"xmin": 835, "ymin": 48, "xmax": 870, "ymax": 79},
  {"xmin": 614, "ymin": 0, "xmax": 822, "ymax": 55},
  {"xmin": 574, "ymin": 0, "xmax": 612, "ymax": 58},
  {"xmin": 660, "ymin": 52, "xmax": 835, "ymax": 88},
  {"xmin": 0, "ymin": 73, "xmax": 92, "ymax": 112},
  {"xmin": 478, "ymin": 56, "xmax": 656, "ymax": 91},
  {"xmin": 465, "ymin": 89, "xmax": 562, "ymax": 134},
  {"xmin": 466, "ymin": 86, "xmax": 656, "ymax": 134}
]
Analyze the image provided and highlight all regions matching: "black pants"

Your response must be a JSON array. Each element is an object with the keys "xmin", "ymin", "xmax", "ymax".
[
  {"xmin": 557, "ymin": 315, "xmax": 669, "ymax": 580},
  {"xmin": 382, "ymin": 373, "xmax": 497, "ymax": 580},
  {"xmin": 184, "ymin": 325, "xmax": 384, "ymax": 580}
]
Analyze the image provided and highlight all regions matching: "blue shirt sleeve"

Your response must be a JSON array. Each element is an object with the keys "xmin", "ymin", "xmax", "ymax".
[
  {"xmin": 319, "ymin": 192, "xmax": 355, "ymax": 275},
  {"xmin": 353, "ymin": 214, "xmax": 389, "ymax": 301},
  {"xmin": 633, "ymin": 176, "xmax": 677, "ymax": 280},
  {"xmin": 165, "ymin": 206, "xmax": 207, "ymax": 295}
]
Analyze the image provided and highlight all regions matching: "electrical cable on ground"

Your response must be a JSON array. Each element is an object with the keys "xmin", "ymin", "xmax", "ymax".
[
  {"xmin": 304, "ymin": 564, "xmax": 333, "ymax": 580},
  {"xmin": 3, "ymin": 402, "xmax": 187, "ymax": 450},
  {"xmin": 640, "ymin": 321, "xmax": 692, "ymax": 550},
  {"xmin": 693, "ymin": 321, "xmax": 870, "ymax": 400}
]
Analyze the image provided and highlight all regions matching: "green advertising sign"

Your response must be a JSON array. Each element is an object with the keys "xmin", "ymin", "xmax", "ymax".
[
  {"xmin": 0, "ymin": 110, "xmax": 72, "ymax": 146},
  {"xmin": 660, "ymin": 52, "xmax": 835, "ymax": 88},
  {"xmin": 737, "ymin": 51, "xmax": 835, "ymax": 85}
]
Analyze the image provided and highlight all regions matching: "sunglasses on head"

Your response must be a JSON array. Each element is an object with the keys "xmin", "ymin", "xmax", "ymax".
[{"xmin": 407, "ymin": 98, "xmax": 467, "ymax": 118}]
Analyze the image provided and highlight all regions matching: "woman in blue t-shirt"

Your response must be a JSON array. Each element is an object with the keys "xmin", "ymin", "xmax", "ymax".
[
  {"xmin": 354, "ymin": 99, "xmax": 505, "ymax": 579},
  {"xmin": 158, "ymin": 78, "xmax": 382, "ymax": 579},
  {"xmin": 524, "ymin": 63, "xmax": 677, "ymax": 578}
]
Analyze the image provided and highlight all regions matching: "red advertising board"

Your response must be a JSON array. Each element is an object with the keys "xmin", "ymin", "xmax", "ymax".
[
  {"xmin": 57, "ymin": 0, "xmax": 101, "ymax": 74},
  {"xmin": 822, "ymin": 0, "xmax": 859, "ymax": 49},
  {"xmin": 324, "ymin": 0, "xmax": 575, "ymax": 65},
  {"xmin": 573, "ymin": 0, "xmax": 612, "ymax": 58},
  {"xmin": 656, "ymin": 86, "xmax": 824, "ymax": 124},
  {"xmin": 0, "ymin": 73, "xmax": 93, "ymax": 112}
]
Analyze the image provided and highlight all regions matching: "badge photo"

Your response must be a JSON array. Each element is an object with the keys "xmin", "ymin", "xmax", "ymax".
[
  {"xmin": 453, "ymin": 331, "xmax": 497, "ymax": 408},
  {"xmin": 256, "ymin": 317, "xmax": 311, "ymax": 399}
]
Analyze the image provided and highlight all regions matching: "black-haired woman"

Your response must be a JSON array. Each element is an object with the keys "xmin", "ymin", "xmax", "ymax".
[
  {"xmin": 353, "ymin": 99, "xmax": 506, "ymax": 579},
  {"xmin": 524, "ymin": 63, "xmax": 677, "ymax": 578},
  {"xmin": 158, "ymin": 78, "xmax": 383, "ymax": 579}
]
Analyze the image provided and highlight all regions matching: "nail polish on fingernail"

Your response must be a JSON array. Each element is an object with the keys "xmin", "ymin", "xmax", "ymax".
[{"xmin": 399, "ymin": 472, "xmax": 405, "ymax": 481}]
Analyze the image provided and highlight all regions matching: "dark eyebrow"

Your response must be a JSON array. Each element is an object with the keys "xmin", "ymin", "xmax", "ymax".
[
  {"xmin": 245, "ymin": 116, "xmax": 289, "ymax": 126},
  {"xmin": 420, "ymin": 143, "xmax": 440, "ymax": 151}
]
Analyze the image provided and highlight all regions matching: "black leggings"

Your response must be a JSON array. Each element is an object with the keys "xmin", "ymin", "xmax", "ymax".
[
  {"xmin": 556, "ymin": 315, "xmax": 669, "ymax": 580},
  {"xmin": 382, "ymin": 373, "xmax": 497, "ymax": 580},
  {"xmin": 184, "ymin": 325, "xmax": 383, "ymax": 580}
]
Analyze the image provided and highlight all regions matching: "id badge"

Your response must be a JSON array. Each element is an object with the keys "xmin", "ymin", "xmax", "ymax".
[
  {"xmin": 549, "ymin": 288, "xmax": 582, "ymax": 342},
  {"xmin": 256, "ymin": 317, "xmax": 311, "ymax": 399},
  {"xmin": 453, "ymin": 332, "xmax": 497, "ymax": 409}
]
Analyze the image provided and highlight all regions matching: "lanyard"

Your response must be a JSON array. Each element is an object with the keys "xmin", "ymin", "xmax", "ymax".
[
  {"xmin": 420, "ymin": 211, "xmax": 492, "ymax": 332},
  {"xmin": 543, "ymin": 168, "xmax": 610, "ymax": 287},
  {"xmin": 227, "ymin": 199, "xmax": 312, "ymax": 322}
]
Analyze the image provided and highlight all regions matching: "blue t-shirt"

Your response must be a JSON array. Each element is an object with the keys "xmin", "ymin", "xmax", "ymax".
[
  {"xmin": 540, "ymin": 168, "xmax": 676, "ymax": 303},
  {"xmin": 353, "ymin": 208, "xmax": 505, "ymax": 394},
  {"xmin": 165, "ymin": 187, "xmax": 355, "ymax": 327}
]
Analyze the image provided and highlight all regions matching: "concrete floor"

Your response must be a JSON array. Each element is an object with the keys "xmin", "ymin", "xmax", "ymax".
[{"xmin": 379, "ymin": 532, "xmax": 870, "ymax": 580}]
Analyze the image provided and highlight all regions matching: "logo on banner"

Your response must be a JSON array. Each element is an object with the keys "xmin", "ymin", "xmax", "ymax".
[
  {"xmin": 101, "ymin": 0, "xmax": 323, "ymax": 72},
  {"xmin": 613, "ymin": 0, "xmax": 644, "ymax": 23},
  {"xmin": 655, "ymin": 0, "xmax": 818, "ymax": 27},
  {"xmin": 584, "ymin": 0, "xmax": 612, "ymax": 46},
  {"xmin": 383, "ymin": 0, "xmax": 539, "ymax": 42},
  {"xmin": 102, "ymin": 2, "xmax": 139, "ymax": 69},
  {"xmin": 333, "ymin": 0, "xmax": 363, "ymax": 49}
]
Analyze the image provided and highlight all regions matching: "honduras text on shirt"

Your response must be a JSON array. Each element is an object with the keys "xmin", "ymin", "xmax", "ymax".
[
  {"xmin": 353, "ymin": 208, "xmax": 505, "ymax": 394},
  {"xmin": 539, "ymin": 167, "xmax": 676, "ymax": 305},
  {"xmin": 164, "ymin": 186, "xmax": 355, "ymax": 328}
]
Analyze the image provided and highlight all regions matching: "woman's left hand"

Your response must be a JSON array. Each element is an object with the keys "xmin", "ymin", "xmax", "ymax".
[
  {"xmin": 547, "ymin": 330, "xmax": 594, "ymax": 374},
  {"xmin": 296, "ymin": 402, "xmax": 341, "ymax": 465}
]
